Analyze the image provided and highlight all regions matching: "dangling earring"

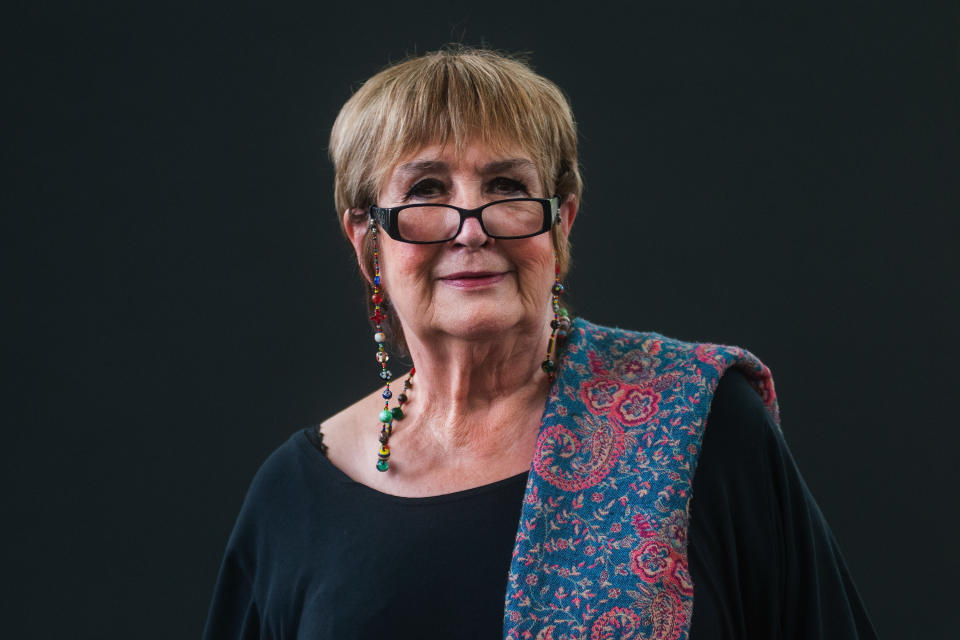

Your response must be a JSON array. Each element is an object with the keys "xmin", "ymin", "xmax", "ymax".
[
  {"xmin": 369, "ymin": 221, "xmax": 414, "ymax": 473},
  {"xmin": 541, "ymin": 258, "xmax": 571, "ymax": 383}
]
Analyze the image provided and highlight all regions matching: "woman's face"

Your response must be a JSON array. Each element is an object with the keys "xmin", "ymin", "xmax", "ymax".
[{"xmin": 347, "ymin": 141, "xmax": 576, "ymax": 347}]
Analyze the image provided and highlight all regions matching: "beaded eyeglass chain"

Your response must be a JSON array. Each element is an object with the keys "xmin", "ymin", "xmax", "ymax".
[
  {"xmin": 369, "ymin": 221, "xmax": 414, "ymax": 472},
  {"xmin": 541, "ymin": 261, "xmax": 571, "ymax": 383}
]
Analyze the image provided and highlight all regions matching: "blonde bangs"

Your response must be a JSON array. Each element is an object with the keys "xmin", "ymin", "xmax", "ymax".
[{"xmin": 381, "ymin": 54, "xmax": 548, "ymax": 171}]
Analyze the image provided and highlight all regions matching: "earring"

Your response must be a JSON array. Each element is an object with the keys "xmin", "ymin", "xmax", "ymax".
[
  {"xmin": 369, "ymin": 221, "xmax": 414, "ymax": 473},
  {"xmin": 541, "ymin": 259, "xmax": 571, "ymax": 383}
]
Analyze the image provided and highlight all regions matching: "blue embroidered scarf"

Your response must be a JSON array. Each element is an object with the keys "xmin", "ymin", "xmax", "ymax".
[{"xmin": 504, "ymin": 318, "xmax": 780, "ymax": 640}]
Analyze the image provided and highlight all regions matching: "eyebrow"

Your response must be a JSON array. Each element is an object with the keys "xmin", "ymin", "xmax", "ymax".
[{"xmin": 394, "ymin": 158, "xmax": 537, "ymax": 176}]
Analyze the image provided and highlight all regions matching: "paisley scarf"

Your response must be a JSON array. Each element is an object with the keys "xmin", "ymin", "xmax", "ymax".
[{"xmin": 504, "ymin": 318, "xmax": 780, "ymax": 640}]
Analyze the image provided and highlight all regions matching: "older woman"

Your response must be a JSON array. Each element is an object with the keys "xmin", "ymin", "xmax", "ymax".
[{"xmin": 205, "ymin": 47, "xmax": 875, "ymax": 639}]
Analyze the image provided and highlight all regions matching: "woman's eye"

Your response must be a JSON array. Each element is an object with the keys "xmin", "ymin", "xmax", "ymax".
[
  {"xmin": 489, "ymin": 177, "xmax": 528, "ymax": 196},
  {"xmin": 405, "ymin": 179, "xmax": 445, "ymax": 200}
]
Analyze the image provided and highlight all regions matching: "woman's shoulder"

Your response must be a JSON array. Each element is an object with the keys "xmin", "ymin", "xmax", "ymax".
[
  {"xmin": 219, "ymin": 428, "xmax": 325, "ymax": 561},
  {"xmin": 709, "ymin": 367, "xmax": 778, "ymax": 439},
  {"xmin": 240, "ymin": 429, "xmax": 321, "ymax": 504},
  {"xmin": 569, "ymin": 317, "xmax": 666, "ymax": 347},
  {"xmin": 571, "ymin": 317, "xmax": 760, "ymax": 361},
  {"xmin": 691, "ymin": 367, "xmax": 795, "ymax": 556},
  {"xmin": 570, "ymin": 317, "xmax": 780, "ymax": 425}
]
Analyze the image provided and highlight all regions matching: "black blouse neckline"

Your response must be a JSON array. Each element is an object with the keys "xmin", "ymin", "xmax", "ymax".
[{"xmin": 300, "ymin": 426, "xmax": 529, "ymax": 506}]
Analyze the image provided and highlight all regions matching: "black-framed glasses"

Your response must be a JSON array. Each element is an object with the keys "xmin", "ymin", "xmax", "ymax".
[{"xmin": 369, "ymin": 197, "xmax": 560, "ymax": 244}]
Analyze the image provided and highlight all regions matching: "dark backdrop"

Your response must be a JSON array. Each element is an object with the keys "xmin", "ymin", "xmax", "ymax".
[{"xmin": 4, "ymin": 2, "xmax": 957, "ymax": 638}]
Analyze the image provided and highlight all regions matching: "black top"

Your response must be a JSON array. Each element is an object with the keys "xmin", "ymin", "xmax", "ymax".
[{"xmin": 203, "ymin": 369, "xmax": 876, "ymax": 639}]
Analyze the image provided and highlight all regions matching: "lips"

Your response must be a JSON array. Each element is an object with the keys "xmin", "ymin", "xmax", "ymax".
[
  {"xmin": 438, "ymin": 270, "xmax": 508, "ymax": 288},
  {"xmin": 440, "ymin": 270, "xmax": 505, "ymax": 280}
]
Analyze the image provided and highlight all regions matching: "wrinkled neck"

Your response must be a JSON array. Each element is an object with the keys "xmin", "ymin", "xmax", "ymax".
[{"xmin": 396, "ymin": 312, "xmax": 555, "ymax": 458}]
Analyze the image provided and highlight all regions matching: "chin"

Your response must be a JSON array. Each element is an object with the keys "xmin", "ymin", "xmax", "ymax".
[{"xmin": 438, "ymin": 304, "xmax": 527, "ymax": 340}]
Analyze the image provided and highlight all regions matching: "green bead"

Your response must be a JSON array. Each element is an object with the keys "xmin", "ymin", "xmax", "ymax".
[
  {"xmin": 376, "ymin": 459, "xmax": 389, "ymax": 472},
  {"xmin": 378, "ymin": 409, "xmax": 393, "ymax": 423},
  {"xmin": 391, "ymin": 407, "xmax": 404, "ymax": 420},
  {"xmin": 541, "ymin": 359, "xmax": 556, "ymax": 373},
  {"xmin": 558, "ymin": 306, "xmax": 569, "ymax": 317}
]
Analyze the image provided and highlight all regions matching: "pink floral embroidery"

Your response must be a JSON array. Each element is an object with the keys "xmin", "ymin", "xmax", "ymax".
[
  {"xmin": 615, "ymin": 387, "xmax": 660, "ymax": 426},
  {"xmin": 590, "ymin": 607, "xmax": 642, "ymax": 639},
  {"xmin": 642, "ymin": 338, "xmax": 663, "ymax": 356},
  {"xmin": 650, "ymin": 590, "xmax": 686, "ymax": 640},
  {"xmin": 630, "ymin": 539, "xmax": 677, "ymax": 583},
  {"xmin": 535, "ymin": 626, "xmax": 556, "ymax": 640},
  {"xmin": 533, "ymin": 416, "xmax": 625, "ymax": 492},
  {"xmin": 611, "ymin": 350, "xmax": 660, "ymax": 385},
  {"xmin": 660, "ymin": 510, "xmax": 688, "ymax": 552},
  {"xmin": 580, "ymin": 377, "xmax": 624, "ymax": 412},
  {"xmin": 694, "ymin": 343, "xmax": 727, "ymax": 370},
  {"xmin": 672, "ymin": 559, "xmax": 694, "ymax": 596},
  {"xmin": 631, "ymin": 513, "xmax": 657, "ymax": 538}
]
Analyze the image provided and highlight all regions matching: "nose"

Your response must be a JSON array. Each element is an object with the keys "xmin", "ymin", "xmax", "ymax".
[{"xmin": 453, "ymin": 210, "xmax": 491, "ymax": 248}]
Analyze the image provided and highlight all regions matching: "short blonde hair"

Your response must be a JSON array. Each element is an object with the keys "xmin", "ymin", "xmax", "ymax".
[{"xmin": 329, "ymin": 46, "xmax": 582, "ymax": 351}]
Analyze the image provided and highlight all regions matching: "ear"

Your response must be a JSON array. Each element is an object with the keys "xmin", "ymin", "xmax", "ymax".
[
  {"xmin": 343, "ymin": 208, "xmax": 372, "ymax": 282},
  {"xmin": 558, "ymin": 193, "xmax": 578, "ymax": 240}
]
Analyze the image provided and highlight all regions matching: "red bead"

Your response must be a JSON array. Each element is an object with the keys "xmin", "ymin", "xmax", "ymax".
[
  {"xmin": 370, "ymin": 310, "xmax": 386, "ymax": 324},
  {"xmin": 371, "ymin": 293, "xmax": 383, "ymax": 304}
]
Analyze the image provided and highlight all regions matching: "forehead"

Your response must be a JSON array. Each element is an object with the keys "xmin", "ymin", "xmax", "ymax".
[{"xmin": 385, "ymin": 141, "xmax": 540, "ymax": 181}]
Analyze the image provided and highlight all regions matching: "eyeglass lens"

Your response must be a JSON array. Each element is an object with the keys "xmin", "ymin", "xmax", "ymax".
[{"xmin": 397, "ymin": 201, "xmax": 544, "ymax": 242}]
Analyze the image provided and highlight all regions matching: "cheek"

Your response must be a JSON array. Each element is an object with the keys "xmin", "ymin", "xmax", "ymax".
[
  {"xmin": 514, "ymin": 242, "xmax": 557, "ymax": 296},
  {"xmin": 380, "ymin": 243, "xmax": 437, "ymax": 299}
]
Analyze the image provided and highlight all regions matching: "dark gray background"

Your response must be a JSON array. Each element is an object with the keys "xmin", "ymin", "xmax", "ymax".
[{"xmin": 4, "ymin": 2, "xmax": 957, "ymax": 637}]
